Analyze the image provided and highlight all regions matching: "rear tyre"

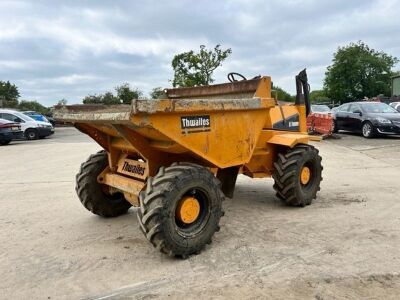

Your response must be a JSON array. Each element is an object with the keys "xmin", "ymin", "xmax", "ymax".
[
  {"xmin": 273, "ymin": 144, "xmax": 323, "ymax": 207},
  {"xmin": 0, "ymin": 139, "xmax": 11, "ymax": 145},
  {"xmin": 137, "ymin": 163, "xmax": 224, "ymax": 258},
  {"xmin": 25, "ymin": 129, "xmax": 39, "ymax": 140},
  {"xmin": 76, "ymin": 150, "xmax": 132, "ymax": 217},
  {"xmin": 362, "ymin": 121, "xmax": 375, "ymax": 138}
]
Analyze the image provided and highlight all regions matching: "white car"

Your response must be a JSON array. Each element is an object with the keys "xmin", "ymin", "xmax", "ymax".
[
  {"xmin": 0, "ymin": 109, "xmax": 54, "ymax": 140},
  {"xmin": 389, "ymin": 102, "xmax": 400, "ymax": 112}
]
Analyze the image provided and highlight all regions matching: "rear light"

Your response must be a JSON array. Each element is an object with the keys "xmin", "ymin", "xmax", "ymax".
[{"xmin": 0, "ymin": 123, "xmax": 20, "ymax": 130}]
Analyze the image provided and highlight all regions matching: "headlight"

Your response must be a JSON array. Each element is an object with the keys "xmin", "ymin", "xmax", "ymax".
[
  {"xmin": 375, "ymin": 117, "xmax": 391, "ymax": 124},
  {"xmin": 38, "ymin": 124, "xmax": 46, "ymax": 128}
]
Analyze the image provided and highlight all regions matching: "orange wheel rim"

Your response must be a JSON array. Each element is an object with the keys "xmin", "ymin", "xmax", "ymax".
[
  {"xmin": 176, "ymin": 196, "xmax": 201, "ymax": 224},
  {"xmin": 300, "ymin": 166, "xmax": 311, "ymax": 185}
]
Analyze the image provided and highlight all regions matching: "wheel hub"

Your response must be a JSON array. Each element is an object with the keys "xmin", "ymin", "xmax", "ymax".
[
  {"xmin": 300, "ymin": 166, "xmax": 311, "ymax": 185},
  {"xmin": 363, "ymin": 124, "xmax": 371, "ymax": 136},
  {"xmin": 176, "ymin": 196, "xmax": 201, "ymax": 224}
]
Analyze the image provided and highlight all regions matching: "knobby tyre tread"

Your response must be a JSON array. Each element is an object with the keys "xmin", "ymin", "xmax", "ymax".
[
  {"xmin": 272, "ymin": 144, "xmax": 323, "ymax": 207},
  {"xmin": 75, "ymin": 150, "xmax": 132, "ymax": 217},
  {"xmin": 137, "ymin": 162, "xmax": 225, "ymax": 258}
]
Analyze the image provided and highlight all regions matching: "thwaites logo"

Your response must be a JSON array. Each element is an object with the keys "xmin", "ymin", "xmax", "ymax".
[
  {"xmin": 122, "ymin": 161, "xmax": 145, "ymax": 176},
  {"xmin": 117, "ymin": 158, "xmax": 148, "ymax": 180},
  {"xmin": 181, "ymin": 115, "xmax": 211, "ymax": 133}
]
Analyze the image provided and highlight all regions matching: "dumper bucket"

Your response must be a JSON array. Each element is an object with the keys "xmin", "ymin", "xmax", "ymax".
[{"xmin": 55, "ymin": 76, "xmax": 275, "ymax": 172}]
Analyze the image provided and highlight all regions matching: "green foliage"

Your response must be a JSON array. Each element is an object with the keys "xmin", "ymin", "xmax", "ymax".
[
  {"xmin": 272, "ymin": 86, "xmax": 295, "ymax": 102},
  {"xmin": 0, "ymin": 80, "xmax": 52, "ymax": 113},
  {"xmin": 172, "ymin": 45, "xmax": 232, "ymax": 87},
  {"xmin": 309, "ymin": 90, "xmax": 330, "ymax": 103},
  {"xmin": 150, "ymin": 87, "xmax": 165, "ymax": 99},
  {"xmin": 83, "ymin": 93, "xmax": 120, "ymax": 104},
  {"xmin": 18, "ymin": 100, "xmax": 50, "ymax": 115},
  {"xmin": 82, "ymin": 94, "xmax": 103, "ymax": 104},
  {"xmin": 115, "ymin": 83, "xmax": 142, "ymax": 104},
  {"xmin": 82, "ymin": 84, "xmax": 143, "ymax": 105},
  {"xmin": 57, "ymin": 99, "xmax": 68, "ymax": 106},
  {"xmin": 102, "ymin": 92, "xmax": 120, "ymax": 105},
  {"xmin": 0, "ymin": 80, "xmax": 20, "ymax": 108},
  {"xmin": 324, "ymin": 41, "xmax": 398, "ymax": 102}
]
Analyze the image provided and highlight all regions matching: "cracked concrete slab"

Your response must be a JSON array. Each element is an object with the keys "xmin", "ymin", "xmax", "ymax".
[{"xmin": 1, "ymin": 128, "xmax": 400, "ymax": 299}]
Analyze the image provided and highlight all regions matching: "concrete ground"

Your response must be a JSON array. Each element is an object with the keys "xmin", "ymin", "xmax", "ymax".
[{"xmin": 1, "ymin": 127, "xmax": 400, "ymax": 299}]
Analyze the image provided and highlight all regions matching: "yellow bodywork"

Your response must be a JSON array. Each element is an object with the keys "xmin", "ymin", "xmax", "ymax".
[{"xmin": 54, "ymin": 75, "xmax": 318, "ymax": 205}]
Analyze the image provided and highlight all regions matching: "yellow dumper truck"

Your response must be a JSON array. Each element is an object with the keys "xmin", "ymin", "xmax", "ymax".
[{"xmin": 54, "ymin": 70, "xmax": 322, "ymax": 257}]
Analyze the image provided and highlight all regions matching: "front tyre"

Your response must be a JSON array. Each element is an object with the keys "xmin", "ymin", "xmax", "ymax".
[
  {"xmin": 273, "ymin": 144, "xmax": 323, "ymax": 207},
  {"xmin": 362, "ymin": 121, "xmax": 375, "ymax": 138},
  {"xmin": 25, "ymin": 129, "xmax": 39, "ymax": 140},
  {"xmin": 76, "ymin": 150, "xmax": 132, "ymax": 217},
  {"xmin": 137, "ymin": 163, "xmax": 224, "ymax": 258}
]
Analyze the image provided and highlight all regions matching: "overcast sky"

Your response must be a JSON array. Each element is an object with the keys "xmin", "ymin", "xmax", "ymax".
[{"xmin": 0, "ymin": 0, "xmax": 399, "ymax": 106}]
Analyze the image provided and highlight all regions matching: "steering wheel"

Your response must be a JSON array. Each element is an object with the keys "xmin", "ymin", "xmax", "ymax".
[{"xmin": 227, "ymin": 72, "xmax": 247, "ymax": 82}]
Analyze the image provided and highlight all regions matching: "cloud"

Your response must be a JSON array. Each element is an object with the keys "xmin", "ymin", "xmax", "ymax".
[{"xmin": 0, "ymin": 0, "xmax": 399, "ymax": 106}]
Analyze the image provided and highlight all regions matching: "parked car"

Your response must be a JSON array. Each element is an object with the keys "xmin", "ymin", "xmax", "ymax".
[
  {"xmin": 331, "ymin": 106, "xmax": 340, "ymax": 114},
  {"xmin": 311, "ymin": 104, "xmax": 331, "ymax": 114},
  {"xmin": 23, "ymin": 111, "xmax": 56, "ymax": 127},
  {"xmin": 46, "ymin": 116, "xmax": 56, "ymax": 127},
  {"xmin": 389, "ymin": 102, "xmax": 400, "ymax": 112},
  {"xmin": 333, "ymin": 102, "xmax": 400, "ymax": 138},
  {"xmin": 23, "ymin": 111, "xmax": 49, "ymax": 122},
  {"xmin": 0, "ymin": 118, "xmax": 23, "ymax": 145},
  {"xmin": 0, "ymin": 109, "xmax": 54, "ymax": 140}
]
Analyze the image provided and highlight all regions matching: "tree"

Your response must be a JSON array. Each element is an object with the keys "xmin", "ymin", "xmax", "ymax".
[
  {"xmin": 309, "ymin": 90, "xmax": 330, "ymax": 103},
  {"xmin": 172, "ymin": 45, "xmax": 232, "ymax": 87},
  {"xmin": 82, "ymin": 84, "xmax": 143, "ymax": 105},
  {"xmin": 101, "ymin": 92, "xmax": 121, "ymax": 105},
  {"xmin": 115, "ymin": 83, "xmax": 142, "ymax": 104},
  {"xmin": 0, "ymin": 80, "xmax": 20, "ymax": 108},
  {"xmin": 57, "ymin": 99, "xmax": 68, "ymax": 106},
  {"xmin": 272, "ymin": 86, "xmax": 295, "ymax": 102},
  {"xmin": 150, "ymin": 87, "xmax": 165, "ymax": 99},
  {"xmin": 324, "ymin": 41, "xmax": 398, "ymax": 102},
  {"xmin": 83, "ymin": 94, "xmax": 103, "ymax": 104},
  {"xmin": 18, "ymin": 100, "xmax": 50, "ymax": 115},
  {"xmin": 82, "ymin": 93, "xmax": 120, "ymax": 105}
]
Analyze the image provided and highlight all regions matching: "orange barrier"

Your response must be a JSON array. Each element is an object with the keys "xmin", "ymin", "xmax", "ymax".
[{"xmin": 307, "ymin": 113, "xmax": 334, "ymax": 135}]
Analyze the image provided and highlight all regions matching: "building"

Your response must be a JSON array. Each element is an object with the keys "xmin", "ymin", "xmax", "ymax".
[{"xmin": 392, "ymin": 75, "xmax": 400, "ymax": 96}]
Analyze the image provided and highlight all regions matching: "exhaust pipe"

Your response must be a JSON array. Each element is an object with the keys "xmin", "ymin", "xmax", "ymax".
[{"xmin": 295, "ymin": 69, "xmax": 311, "ymax": 116}]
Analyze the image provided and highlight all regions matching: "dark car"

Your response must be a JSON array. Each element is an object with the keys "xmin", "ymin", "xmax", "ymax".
[
  {"xmin": 0, "ymin": 118, "xmax": 24, "ymax": 145},
  {"xmin": 46, "ymin": 116, "xmax": 56, "ymax": 127},
  {"xmin": 311, "ymin": 104, "xmax": 331, "ymax": 114},
  {"xmin": 333, "ymin": 102, "xmax": 400, "ymax": 138},
  {"xmin": 390, "ymin": 102, "xmax": 400, "ymax": 112}
]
